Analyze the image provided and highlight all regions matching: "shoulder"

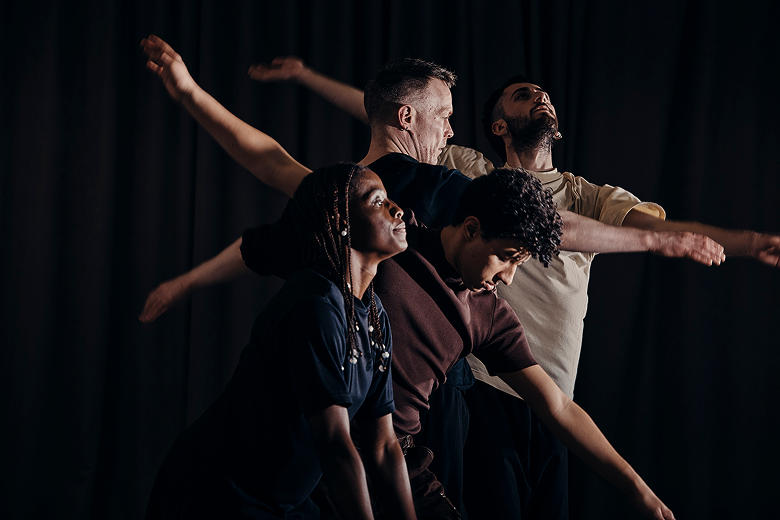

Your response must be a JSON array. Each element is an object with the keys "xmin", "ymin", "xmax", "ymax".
[{"xmin": 437, "ymin": 144, "xmax": 496, "ymax": 179}]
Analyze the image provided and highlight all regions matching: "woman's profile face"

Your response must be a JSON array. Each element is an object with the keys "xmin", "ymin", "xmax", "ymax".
[{"xmin": 348, "ymin": 170, "xmax": 408, "ymax": 260}]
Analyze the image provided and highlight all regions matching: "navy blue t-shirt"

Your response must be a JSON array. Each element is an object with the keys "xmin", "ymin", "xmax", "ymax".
[{"xmin": 148, "ymin": 264, "xmax": 394, "ymax": 517}]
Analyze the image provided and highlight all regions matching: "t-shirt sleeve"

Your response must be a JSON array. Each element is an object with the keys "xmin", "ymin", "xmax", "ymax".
[
  {"xmin": 353, "ymin": 299, "xmax": 395, "ymax": 420},
  {"xmin": 571, "ymin": 174, "xmax": 666, "ymax": 226},
  {"xmin": 472, "ymin": 296, "xmax": 538, "ymax": 375},
  {"xmin": 241, "ymin": 201, "xmax": 306, "ymax": 279},
  {"xmin": 280, "ymin": 297, "xmax": 353, "ymax": 417},
  {"xmin": 437, "ymin": 144, "xmax": 496, "ymax": 179}
]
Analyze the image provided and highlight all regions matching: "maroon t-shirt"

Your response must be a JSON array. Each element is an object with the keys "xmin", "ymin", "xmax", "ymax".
[
  {"xmin": 375, "ymin": 223, "xmax": 536, "ymax": 436},
  {"xmin": 241, "ymin": 216, "xmax": 537, "ymax": 436}
]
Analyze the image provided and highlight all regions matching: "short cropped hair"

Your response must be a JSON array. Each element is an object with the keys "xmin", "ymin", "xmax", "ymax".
[
  {"xmin": 481, "ymin": 75, "xmax": 533, "ymax": 163},
  {"xmin": 364, "ymin": 58, "xmax": 456, "ymax": 125},
  {"xmin": 452, "ymin": 167, "xmax": 561, "ymax": 267}
]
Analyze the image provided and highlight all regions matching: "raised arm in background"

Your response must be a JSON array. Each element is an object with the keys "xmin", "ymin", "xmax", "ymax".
[
  {"xmin": 138, "ymin": 237, "xmax": 251, "ymax": 323},
  {"xmin": 560, "ymin": 211, "xmax": 726, "ymax": 266},
  {"xmin": 499, "ymin": 366, "xmax": 676, "ymax": 520},
  {"xmin": 246, "ymin": 57, "xmax": 727, "ymax": 267},
  {"xmin": 248, "ymin": 56, "xmax": 369, "ymax": 125},
  {"xmin": 624, "ymin": 209, "xmax": 780, "ymax": 268},
  {"xmin": 141, "ymin": 35, "xmax": 311, "ymax": 197}
]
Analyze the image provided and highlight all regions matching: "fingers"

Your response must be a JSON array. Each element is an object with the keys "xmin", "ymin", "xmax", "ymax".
[
  {"xmin": 248, "ymin": 56, "xmax": 303, "ymax": 82},
  {"xmin": 138, "ymin": 294, "xmax": 166, "ymax": 323},
  {"xmin": 682, "ymin": 233, "xmax": 724, "ymax": 266},
  {"xmin": 138, "ymin": 282, "xmax": 178, "ymax": 323}
]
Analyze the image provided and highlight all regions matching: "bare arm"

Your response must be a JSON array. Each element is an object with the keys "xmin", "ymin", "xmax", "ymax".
[
  {"xmin": 139, "ymin": 237, "xmax": 250, "ymax": 323},
  {"xmin": 498, "ymin": 366, "xmax": 675, "ymax": 520},
  {"xmin": 559, "ymin": 210, "xmax": 725, "ymax": 266},
  {"xmin": 354, "ymin": 415, "xmax": 417, "ymax": 520},
  {"xmin": 307, "ymin": 405, "xmax": 376, "ymax": 520},
  {"xmin": 248, "ymin": 56, "xmax": 369, "ymax": 125},
  {"xmin": 140, "ymin": 35, "xmax": 311, "ymax": 197},
  {"xmin": 624, "ymin": 209, "xmax": 780, "ymax": 267}
]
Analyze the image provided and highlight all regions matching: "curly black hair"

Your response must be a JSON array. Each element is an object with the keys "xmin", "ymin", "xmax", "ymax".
[
  {"xmin": 451, "ymin": 167, "xmax": 562, "ymax": 267},
  {"xmin": 364, "ymin": 58, "xmax": 456, "ymax": 126}
]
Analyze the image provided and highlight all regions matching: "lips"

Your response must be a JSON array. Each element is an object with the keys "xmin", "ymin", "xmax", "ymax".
[{"xmin": 532, "ymin": 104, "xmax": 551, "ymax": 114}]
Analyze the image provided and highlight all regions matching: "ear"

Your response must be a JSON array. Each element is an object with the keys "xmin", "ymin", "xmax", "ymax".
[
  {"xmin": 491, "ymin": 119, "xmax": 507, "ymax": 137},
  {"xmin": 397, "ymin": 105, "xmax": 414, "ymax": 132},
  {"xmin": 462, "ymin": 216, "xmax": 482, "ymax": 242}
]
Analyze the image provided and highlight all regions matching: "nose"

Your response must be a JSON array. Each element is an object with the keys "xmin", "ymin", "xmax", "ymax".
[
  {"xmin": 534, "ymin": 91, "xmax": 549, "ymax": 104},
  {"xmin": 497, "ymin": 263, "xmax": 517, "ymax": 286},
  {"xmin": 444, "ymin": 119, "xmax": 454, "ymax": 139},
  {"xmin": 388, "ymin": 199, "xmax": 404, "ymax": 219}
]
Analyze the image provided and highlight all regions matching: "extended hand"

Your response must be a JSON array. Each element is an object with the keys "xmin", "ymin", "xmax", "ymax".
[
  {"xmin": 629, "ymin": 487, "xmax": 676, "ymax": 520},
  {"xmin": 650, "ymin": 231, "xmax": 725, "ymax": 266},
  {"xmin": 749, "ymin": 233, "xmax": 780, "ymax": 268},
  {"xmin": 140, "ymin": 35, "xmax": 198, "ymax": 103},
  {"xmin": 138, "ymin": 277, "xmax": 190, "ymax": 323},
  {"xmin": 248, "ymin": 56, "xmax": 306, "ymax": 83}
]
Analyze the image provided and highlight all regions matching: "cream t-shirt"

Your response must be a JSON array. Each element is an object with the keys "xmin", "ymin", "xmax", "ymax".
[{"xmin": 438, "ymin": 144, "xmax": 664, "ymax": 399}]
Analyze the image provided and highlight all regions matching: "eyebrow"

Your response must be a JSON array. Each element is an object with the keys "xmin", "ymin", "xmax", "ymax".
[
  {"xmin": 363, "ymin": 188, "xmax": 387, "ymax": 200},
  {"xmin": 510, "ymin": 86, "xmax": 546, "ymax": 98}
]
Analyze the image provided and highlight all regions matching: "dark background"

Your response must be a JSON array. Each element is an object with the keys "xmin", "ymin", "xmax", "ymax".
[{"xmin": 2, "ymin": 1, "xmax": 779, "ymax": 518}]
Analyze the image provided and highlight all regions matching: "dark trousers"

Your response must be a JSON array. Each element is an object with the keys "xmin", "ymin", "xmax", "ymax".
[
  {"xmin": 462, "ymin": 381, "xmax": 569, "ymax": 520},
  {"xmin": 415, "ymin": 359, "xmax": 473, "ymax": 519},
  {"xmin": 416, "ymin": 383, "xmax": 470, "ymax": 519}
]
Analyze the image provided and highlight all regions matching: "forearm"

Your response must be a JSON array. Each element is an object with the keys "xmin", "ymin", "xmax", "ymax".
[
  {"xmin": 139, "ymin": 237, "xmax": 252, "ymax": 323},
  {"xmin": 180, "ymin": 86, "xmax": 310, "ymax": 197},
  {"xmin": 185, "ymin": 237, "xmax": 252, "ymax": 291},
  {"xmin": 500, "ymin": 367, "xmax": 673, "ymax": 519},
  {"xmin": 560, "ymin": 210, "xmax": 725, "ymax": 265},
  {"xmin": 295, "ymin": 67, "xmax": 368, "ymax": 124},
  {"xmin": 317, "ymin": 439, "xmax": 375, "ymax": 520},
  {"xmin": 559, "ymin": 210, "xmax": 655, "ymax": 253},
  {"xmin": 362, "ymin": 440, "xmax": 417, "ymax": 520},
  {"xmin": 625, "ymin": 211, "xmax": 762, "ymax": 256}
]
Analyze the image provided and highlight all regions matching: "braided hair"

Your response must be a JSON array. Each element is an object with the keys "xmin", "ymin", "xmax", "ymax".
[{"xmin": 289, "ymin": 163, "xmax": 389, "ymax": 370}]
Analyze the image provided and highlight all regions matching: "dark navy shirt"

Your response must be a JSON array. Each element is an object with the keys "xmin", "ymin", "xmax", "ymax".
[{"xmin": 155, "ymin": 265, "xmax": 394, "ymax": 516}]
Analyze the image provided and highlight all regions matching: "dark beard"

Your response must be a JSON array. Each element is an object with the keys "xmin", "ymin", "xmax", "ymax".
[{"xmin": 506, "ymin": 114, "xmax": 558, "ymax": 156}]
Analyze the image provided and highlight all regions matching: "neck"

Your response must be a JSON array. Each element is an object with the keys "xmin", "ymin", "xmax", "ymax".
[
  {"xmin": 439, "ymin": 226, "xmax": 462, "ymax": 274},
  {"xmin": 347, "ymin": 249, "xmax": 380, "ymax": 299},
  {"xmin": 504, "ymin": 145, "xmax": 554, "ymax": 171},
  {"xmin": 360, "ymin": 128, "xmax": 420, "ymax": 165}
]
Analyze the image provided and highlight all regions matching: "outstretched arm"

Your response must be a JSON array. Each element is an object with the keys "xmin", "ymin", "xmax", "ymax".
[
  {"xmin": 248, "ymin": 56, "xmax": 369, "ymax": 125},
  {"xmin": 559, "ymin": 210, "xmax": 726, "ymax": 266},
  {"xmin": 624, "ymin": 209, "xmax": 780, "ymax": 268},
  {"xmin": 140, "ymin": 35, "xmax": 311, "ymax": 197},
  {"xmin": 307, "ymin": 406, "xmax": 377, "ymax": 520},
  {"xmin": 499, "ymin": 367, "xmax": 676, "ymax": 520},
  {"xmin": 139, "ymin": 237, "xmax": 250, "ymax": 323},
  {"xmin": 354, "ymin": 415, "xmax": 418, "ymax": 520}
]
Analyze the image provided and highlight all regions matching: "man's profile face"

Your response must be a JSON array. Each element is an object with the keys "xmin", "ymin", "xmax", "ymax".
[
  {"xmin": 456, "ymin": 234, "xmax": 531, "ymax": 292},
  {"xmin": 407, "ymin": 78, "xmax": 454, "ymax": 164},
  {"xmin": 498, "ymin": 83, "xmax": 558, "ymax": 152}
]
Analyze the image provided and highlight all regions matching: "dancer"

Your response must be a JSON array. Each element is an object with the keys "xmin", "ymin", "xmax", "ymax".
[{"xmin": 145, "ymin": 163, "xmax": 415, "ymax": 520}]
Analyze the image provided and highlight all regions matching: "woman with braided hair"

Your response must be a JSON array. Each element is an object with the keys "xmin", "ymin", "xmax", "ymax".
[{"xmin": 145, "ymin": 163, "xmax": 415, "ymax": 520}]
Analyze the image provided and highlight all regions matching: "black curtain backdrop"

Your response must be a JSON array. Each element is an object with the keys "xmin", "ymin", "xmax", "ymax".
[{"xmin": 2, "ymin": 1, "xmax": 779, "ymax": 518}]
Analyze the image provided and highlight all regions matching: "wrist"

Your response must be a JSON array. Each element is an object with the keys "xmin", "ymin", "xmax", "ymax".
[
  {"xmin": 642, "ymin": 230, "xmax": 659, "ymax": 252},
  {"xmin": 178, "ymin": 82, "xmax": 201, "ymax": 109},
  {"xmin": 295, "ymin": 66, "xmax": 316, "ymax": 86}
]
